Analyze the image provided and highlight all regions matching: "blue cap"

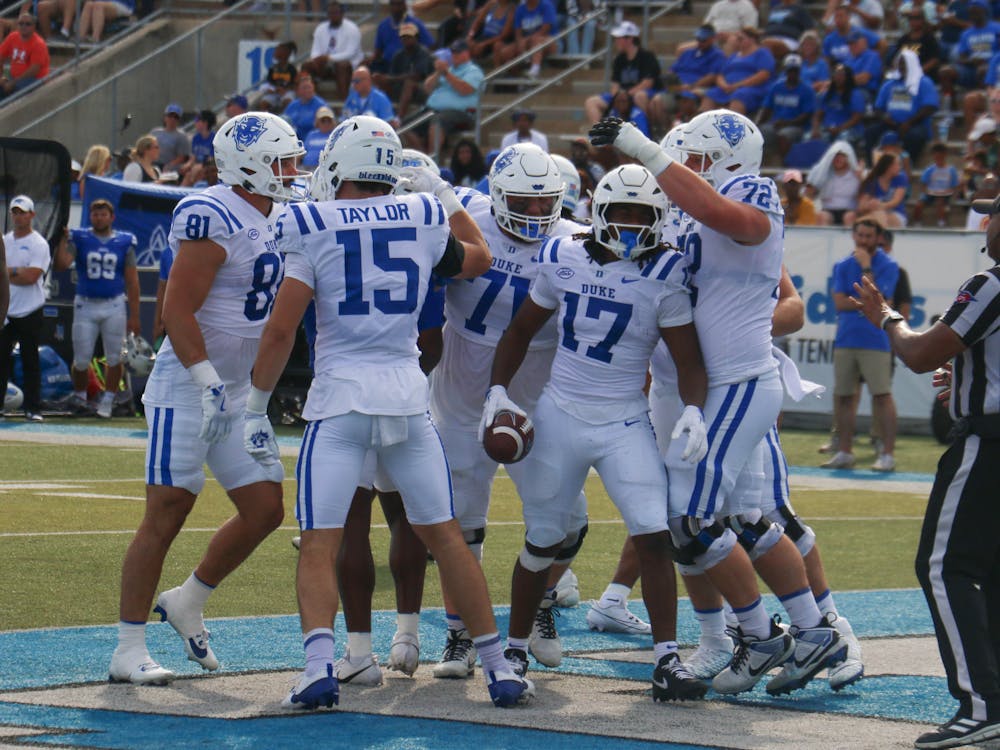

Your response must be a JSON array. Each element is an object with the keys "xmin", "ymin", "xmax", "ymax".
[
  {"xmin": 879, "ymin": 131, "xmax": 900, "ymax": 146},
  {"xmin": 164, "ymin": 103, "xmax": 183, "ymax": 116},
  {"xmin": 227, "ymin": 94, "xmax": 249, "ymax": 109},
  {"xmin": 433, "ymin": 48, "xmax": 452, "ymax": 64}
]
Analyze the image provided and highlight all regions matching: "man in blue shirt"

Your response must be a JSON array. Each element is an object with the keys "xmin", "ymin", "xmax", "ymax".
[
  {"xmin": 955, "ymin": 0, "xmax": 1000, "ymax": 87},
  {"xmin": 495, "ymin": 0, "xmax": 558, "ymax": 78},
  {"xmin": 823, "ymin": 218, "xmax": 899, "ymax": 471},
  {"xmin": 844, "ymin": 31, "xmax": 882, "ymax": 98},
  {"xmin": 423, "ymin": 39, "xmax": 484, "ymax": 158},
  {"xmin": 758, "ymin": 54, "xmax": 817, "ymax": 160},
  {"xmin": 868, "ymin": 50, "xmax": 939, "ymax": 163},
  {"xmin": 340, "ymin": 65, "xmax": 399, "ymax": 127},
  {"xmin": 370, "ymin": 0, "xmax": 434, "ymax": 74}
]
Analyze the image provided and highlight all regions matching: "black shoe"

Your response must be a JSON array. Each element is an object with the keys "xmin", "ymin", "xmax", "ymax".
[
  {"xmin": 503, "ymin": 647, "xmax": 529, "ymax": 678},
  {"xmin": 915, "ymin": 714, "xmax": 1000, "ymax": 749},
  {"xmin": 652, "ymin": 652, "xmax": 707, "ymax": 702}
]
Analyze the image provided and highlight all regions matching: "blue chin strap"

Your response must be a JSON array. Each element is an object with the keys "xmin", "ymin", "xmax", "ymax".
[{"xmin": 618, "ymin": 230, "xmax": 640, "ymax": 259}]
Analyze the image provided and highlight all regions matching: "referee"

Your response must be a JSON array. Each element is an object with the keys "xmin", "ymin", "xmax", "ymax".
[{"xmin": 853, "ymin": 196, "xmax": 1000, "ymax": 750}]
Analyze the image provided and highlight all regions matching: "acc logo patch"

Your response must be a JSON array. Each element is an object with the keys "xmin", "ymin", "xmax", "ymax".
[
  {"xmin": 233, "ymin": 115, "xmax": 267, "ymax": 152},
  {"xmin": 556, "ymin": 267, "xmax": 574, "ymax": 279},
  {"xmin": 713, "ymin": 112, "xmax": 746, "ymax": 147},
  {"xmin": 248, "ymin": 228, "xmax": 261, "ymax": 240}
]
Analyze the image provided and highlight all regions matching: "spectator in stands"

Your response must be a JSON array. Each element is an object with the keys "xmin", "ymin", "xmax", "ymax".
[
  {"xmin": 77, "ymin": 0, "xmax": 135, "ymax": 43},
  {"xmin": 423, "ymin": 39, "xmax": 484, "ymax": 158},
  {"xmin": 811, "ymin": 63, "xmax": 865, "ymax": 148},
  {"xmin": 843, "ymin": 30, "xmax": 881, "ymax": 100},
  {"xmin": 780, "ymin": 168, "xmax": 820, "ymax": 225},
  {"xmin": 822, "ymin": 3, "xmax": 881, "ymax": 65},
  {"xmin": 302, "ymin": 106, "xmax": 336, "ymax": 169},
  {"xmin": 758, "ymin": 54, "xmax": 817, "ymax": 162},
  {"xmin": 303, "ymin": 1, "xmax": 364, "ymax": 101},
  {"xmin": 964, "ymin": 86, "xmax": 1000, "ymax": 146},
  {"xmin": 36, "ymin": 0, "xmax": 76, "ymax": 40},
  {"xmin": 702, "ymin": 0, "xmax": 757, "ymax": 55},
  {"xmin": 700, "ymin": 26, "xmax": 774, "ymax": 114},
  {"xmin": 583, "ymin": 21, "xmax": 661, "ymax": 125},
  {"xmin": 466, "ymin": 0, "xmax": 516, "ymax": 64},
  {"xmin": 659, "ymin": 24, "xmax": 725, "ymax": 122},
  {"xmin": 963, "ymin": 148, "xmax": 991, "ymax": 200},
  {"xmin": 122, "ymin": 135, "xmax": 166, "ymax": 183},
  {"xmin": 495, "ymin": 0, "xmax": 558, "ymax": 79},
  {"xmin": 869, "ymin": 49, "xmax": 939, "ymax": 163},
  {"xmin": 938, "ymin": 0, "xmax": 972, "ymax": 64},
  {"xmin": 966, "ymin": 114, "xmax": 999, "ymax": 169},
  {"xmin": 797, "ymin": 30, "xmax": 829, "ymax": 93},
  {"xmin": 607, "ymin": 88, "xmax": 650, "ymax": 136},
  {"xmin": 340, "ymin": 65, "xmax": 399, "ymax": 126},
  {"xmin": 501, "ymin": 107, "xmax": 548, "ymax": 149},
  {"xmin": 954, "ymin": 0, "xmax": 1000, "ymax": 89},
  {"xmin": 374, "ymin": 22, "xmax": 434, "ymax": 121},
  {"xmin": 224, "ymin": 94, "xmax": 248, "ymax": 120},
  {"xmin": 808, "ymin": 140, "xmax": 862, "ymax": 225},
  {"xmin": 283, "ymin": 74, "xmax": 328, "ymax": 140},
  {"xmin": 435, "ymin": 0, "xmax": 473, "ymax": 50},
  {"xmin": 886, "ymin": 9, "xmax": 941, "ymax": 81},
  {"xmin": 181, "ymin": 110, "xmax": 216, "ymax": 188},
  {"xmin": 0, "ymin": 14, "xmax": 49, "ymax": 98},
  {"xmin": 448, "ymin": 137, "xmax": 487, "ymax": 187},
  {"xmin": 557, "ymin": 0, "xmax": 597, "ymax": 56},
  {"xmin": 78, "ymin": 144, "xmax": 112, "ymax": 201},
  {"xmin": 570, "ymin": 135, "xmax": 605, "ymax": 185},
  {"xmin": 857, "ymin": 152, "xmax": 909, "ymax": 228},
  {"xmin": 912, "ymin": 143, "xmax": 961, "ymax": 226},
  {"xmin": 762, "ymin": 0, "xmax": 815, "ymax": 60},
  {"xmin": 371, "ymin": 0, "xmax": 433, "ymax": 76},
  {"xmin": 822, "ymin": 0, "xmax": 883, "ymax": 31},
  {"xmin": 151, "ymin": 103, "xmax": 191, "ymax": 176},
  {"xmin": 873, "ymin": 131, "xmax": 913, "ymax": 186},
  {"xmin": 254, "ymin": 41, "xmax": 298, "ymax": 113}
]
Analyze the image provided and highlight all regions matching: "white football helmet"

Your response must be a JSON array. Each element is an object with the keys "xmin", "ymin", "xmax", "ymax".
[
  {"xmin": 5, "ymin": 381, "xmax": 23, "ymax": 412},
  {"xmin": 674, "ymin": 109, "xmax": 763, "ymax": 187},
  {"xmin": 489, "ymin": 143, "xmax": 564, "ymax": 241},
  {"xmin": 591, "ymin": 164, "xmax": 668, "ymax": 260},
  {"xmin": 213, "ymin": 112, "xmax": 307, "ymax": 201},
  {"xmin": 394, "ymin": 149, "xmax": 439, "ymax": 195},
  {"xmin": 311, "ymin": 115, "xmax": 402, "ymax": 201},
  {"xmin": 121, "ymin": 333, "xmax": 156, "ymax": 377},
  {"xmin": 550, "ymin": 154, "xmax": 581, "ymax": 214}
]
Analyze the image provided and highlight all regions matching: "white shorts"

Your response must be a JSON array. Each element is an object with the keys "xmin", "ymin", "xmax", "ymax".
[
  {"xmin": 517, "ymin": 392, "xmax": 665, "ymax": 549},
  {"xmin": 295, "ymin": 411, "xmax": 453, "ymax": 530},
  {"xmin": 145, "ymin": 405, "xmax": 283, "ymax": 495},
  {"xmin": 72, "ymin": 295, "xmax": 126, "ymax": 369},
  {"xmin": 664, "ymin": 371, "xmax": 783, "ymax": 521},
  {"xmin": 356, "ymin": 450, "xmax": 398, "ymax": 494},
  {"xmin": 760, "ymin": 423, "xmax": 792, "ymax": 517}
]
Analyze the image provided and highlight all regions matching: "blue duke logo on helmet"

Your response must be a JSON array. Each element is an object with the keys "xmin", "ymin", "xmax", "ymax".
[
  {"xmin": 713, "ymin": 113, "xmax": 745, "ymax": 147},
  {"xmin": 491, "ymin": 148, "xmax": 516, "ymax": 175},
  {"xmin": 233, "ymin": 115, "xmax": 268, "ymax": 151}
]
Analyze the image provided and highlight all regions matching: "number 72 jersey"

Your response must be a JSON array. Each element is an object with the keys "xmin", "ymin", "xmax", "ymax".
[{"xmin": 168, "ymin": 184, "xmax": 284, "ymax": 338}]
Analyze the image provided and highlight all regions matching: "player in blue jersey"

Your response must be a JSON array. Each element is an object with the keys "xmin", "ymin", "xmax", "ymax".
[
  {"xmin": 54, "ymin": 199, "xmax": 140, "ymax": 419},
  {"xmin": 242, "ymin": 115, "xmax": 533, "ymax": 710},
  {"xmin": 484, "ymin": 164, "xmax": 709, "ymax": 701},
  {"xmin": 108, "ymin": 112, "xmax": 306, "ymax": 685}
]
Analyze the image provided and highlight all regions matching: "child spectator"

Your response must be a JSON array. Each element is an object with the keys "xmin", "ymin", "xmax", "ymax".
[
  {"xmin": 780, "ymin": 168, "xmax": 820, "ymax": 224},
  {"xmin": 254, "ymin": 41, "xmax": 298, "ymax": 112},
  {"xmin": 963, "ymin": 149, "xmax": 990, "ymax": 199},
  {"xmin": 913, "ymin": 142, "xmax": 960, "ymax": 226}
]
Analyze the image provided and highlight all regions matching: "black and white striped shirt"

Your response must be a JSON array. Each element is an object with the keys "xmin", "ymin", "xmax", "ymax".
[{"xmin": 942, "ymin": 266, "xmax": 1000, "ymax": 418}]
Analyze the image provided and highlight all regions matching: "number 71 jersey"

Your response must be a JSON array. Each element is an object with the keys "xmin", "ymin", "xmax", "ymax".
[{"xmin": 168, "ymin": 184, "xmax": 284, "ymax": 338}]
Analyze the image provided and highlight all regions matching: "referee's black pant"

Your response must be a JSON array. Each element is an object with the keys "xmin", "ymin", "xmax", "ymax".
[
  {"xmin": 915, "ymin": 434, "xmax": 1000, "ymax": 722},
  {"xmin": 0, "ymin": 306, "xmax": 44, "ymax": 413}
]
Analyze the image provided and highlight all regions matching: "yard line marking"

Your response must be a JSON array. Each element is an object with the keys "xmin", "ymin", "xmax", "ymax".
[{"xmin": 41, "ymin": 492, "xmax": 145, "ymax": 501}]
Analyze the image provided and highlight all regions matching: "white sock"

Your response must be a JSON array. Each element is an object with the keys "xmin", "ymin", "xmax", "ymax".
[
  {"xmin": 304, "ymin": 627, "xmax": 334, "ymax": 676},
  {"xmin": 780, "ymin": 586, "xmax": 823, "ymax": 629},
  {"xmin": 396, "ymin": 612, "xmax": 419, "ymax": 636},
  {"xmin": 653, "ymin": 640, "xmax": 679, "ymax": 661},
  {"xmin": 445, "ymin": 612, "xmax": 465, "ymax": 633},
  {"xmin": 693, "ymin": 606, "xmax": 728, "ymax": 643},
  {"xmin": 117, "ymin": 621, "xmax": 146, "ymax": 652},
  {"xmin": 599, "ymin": 582, "xmax": 631, "ymax": 607},
  {"xmin": 346, "ymin": 631, "xmax": 372, "ymax": 658},
  {"xmin": 529, "ymin": 63, "xmax": 540, "ymax": 75},
  {"xmin": 507, "ymin": 635, "xmax": 528, "ymax": 652},
  {"xmin": 178, "ymin": 572, "xmax": 213, "ymax": 613},
  {"xmin": 473, "ymin": 632, "xmax": 503, "ymax": 674},
  {"xmin": 732, "ymin": 598, "xmax": 771, "ymax": 640},
  {"xmin": 814, "ymin": 588, "xmax": 839, "ymax": 618}
]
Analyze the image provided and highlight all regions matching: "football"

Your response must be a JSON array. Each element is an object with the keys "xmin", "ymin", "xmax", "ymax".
[{"xmin": 483, "ymin": 410, "xmax": 534, "ymax": 464}]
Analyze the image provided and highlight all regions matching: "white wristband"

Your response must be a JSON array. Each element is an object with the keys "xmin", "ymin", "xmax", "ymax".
[
  {"xmin": 436, "ymin": 187, "xmax": 464, "ymax": 218},
  {"xmin": 247, "ymin": 386, "xmax": 272, "ymax": 415},
  {"xmin": 187, "ymin": 360, "xmax": 222, "ymax": 389},
  {"xmin": 637, "ymin": 141, "xmax": 674, "ymax": 177}
]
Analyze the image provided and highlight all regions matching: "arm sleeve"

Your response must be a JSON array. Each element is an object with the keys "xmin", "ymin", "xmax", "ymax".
[{"xmin": 432, "ymin": 233, "xmax": 466, "ymax": 278}]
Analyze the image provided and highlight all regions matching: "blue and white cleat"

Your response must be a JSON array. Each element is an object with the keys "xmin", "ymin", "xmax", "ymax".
[
  {"xmin": 487, "ymin": 668, "xmax": 534, "ymax": 707},
  {"xmin": 154, "ymin": 587, "xmax": 219, "ymax": 672},
  {"xmin": 766, "ymin": 616, "xmax": 845, "ymax": 696},
  {"xmin": 283, "ymin": 664, "xmax": 339, "ymax": 710},
  {"xmin": 108, "ymin": 648, "xmax": 176, "ymax": 685}
]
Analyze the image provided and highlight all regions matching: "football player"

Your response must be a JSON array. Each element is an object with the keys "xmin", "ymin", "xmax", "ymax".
[
  {"xmin": 592, "ymin": 111, "xmax": 845, "ymax": 696},
  {"xmin": 243, "ymin": 116, "xmax": 533, "ymax": 710},
  {"xmin": 484, "ymin": 164, "xmax": 709, "ymax": 701},
  {"xmin": 108, "ymin": 112, "xmax": 304, "ymax": 685}
]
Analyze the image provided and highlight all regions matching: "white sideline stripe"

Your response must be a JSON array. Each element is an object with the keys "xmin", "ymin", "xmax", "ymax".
[
  {"xmin": 42, "ymin": 492, "xmax": 145, "ymax": 501},
  {"xmin": 0, "ymin": 515, "xmax": 923, "ymax": 538}
]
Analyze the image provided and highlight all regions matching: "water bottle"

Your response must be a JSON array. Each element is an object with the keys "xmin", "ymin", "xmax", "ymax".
[{"xmin": 938, "ymin": 115, "xmax": 953, "ymax": 143}]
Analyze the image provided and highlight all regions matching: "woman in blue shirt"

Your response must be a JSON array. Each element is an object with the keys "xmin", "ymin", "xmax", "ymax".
[
  {"xmin": 812, "ymin": 64, "xmax": 866, "ymax": 146},
  {"xmin": 702, "ymin": 27, "xmax": 775, "ymax": 114},
  {"xmin": 857, "ymin": 152, "xmax": 909, "ymax": 227},
  {"xmin": 608, "ymin": 89, "xmax": 650, "ymax": 136}
]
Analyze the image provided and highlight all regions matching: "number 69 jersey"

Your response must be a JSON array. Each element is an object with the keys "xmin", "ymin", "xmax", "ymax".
[
  {"xmin": 143, "ymin": 185, "xmax": 284, "ymax": 409},
  {"xmin": 531, "ymin": 236, "xmax": 693, "ymax": 425},
  {"xmin": 674, "ymin": 173, "xmax": 784, "ymax": 387}
]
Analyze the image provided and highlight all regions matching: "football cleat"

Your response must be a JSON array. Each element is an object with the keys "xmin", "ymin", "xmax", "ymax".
[
  {"xmin": 914, "ymin": 713, "xmax": 1000, "ymax": 749},
  {"xmin": 432, "ymin": 629, "xmax": 477, "ymax": 678},
  {"xmin": 553, "ymin": 568, "xmax": 580, "ymax": 607},
  {"xmin": 387, "ymin": 631, "xmax": 420, "ymax": 676},
  {"xmin": 154, "ymin": 587, "xmax": 219, "ymax": 671},
  {"xmin": 586, "ymin": 597, "xmax": 652, "ymax": 635},
  {"xmin": 766, "ymin": 616, "xmax": 845, "ymax": 695},
  {"xmin": 108, "ymin": 648, "xmax": 176, "ymax": 685},
  {"xmin": 683, "ymin": 636, "xmax": 734, "ymax": 680},
  {"xmin": 871, "ymin": 453, "xmax": 896, "ymax": 472},
  {"xmin": 712, "ymin": 623, "xmax": 794, "ymax": 695},
  {"xmin": 487, "ymin": 668, "xmax": 535, "ymax": 707},
  {"xmin": 335, "ymin": 650, "xmax": 383, "ymax": 686},
  {"xmin": 504, "ymin": 647, "xmax": 529, "ymax": 678},
  {"xmin": 282, "ymin": 664, "xmax": 339, "ymax": 709},
  {"xmin": 821, "ymin": 451, "xmax": 856, "ymax": 469},
  {"xmin": 96, "ymin": 391, "xmax": 115, "ymax": 419},
  {"xmin": 529, "ymin": 596, "xmax": 562, "ymax": 667},
  {"xmin": 827, "ymin": 615, "xmax": 864, "ymax": 691},
  {"xmin": 291, "ymin": 536, "xmax": 301, "ymax": 550},
  {"xmin": 652, "ymin": 652, "xmax": 708, "ymax": 702}
]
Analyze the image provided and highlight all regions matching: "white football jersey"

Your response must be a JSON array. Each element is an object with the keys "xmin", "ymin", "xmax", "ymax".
[
  {"xmin": 444, "ymin": 189, "xmax": 583, "ymax": 351},
  {"xmin": 531, "ymin": 236, "xmax": 692, "ymax": 425},
  {"xmin": 280, "ymin": 193, "xmax": 453, "ymax": 420},
  {"xmin": 144, "ymin": 185, "xmax": 284, "ymax": 409},
  {"xmin": 674, "ymin": 173, "xmax": 784, "ymax": 386}
]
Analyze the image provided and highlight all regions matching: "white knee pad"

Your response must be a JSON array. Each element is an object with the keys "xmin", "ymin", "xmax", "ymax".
[
  {"xmin": 766, "ymin": 508, "xmax": 817, "ymax": 557},
  {"xmin": 519, "ymin": 547, "xmax": 556, "ymax": 573},
  {"xmin": 668, "ymin": 516, "xmax": 738, "ymax": 574},
  {"xmin": 727, "ymin": 509, "xmax": 785, "ymax": 561}
]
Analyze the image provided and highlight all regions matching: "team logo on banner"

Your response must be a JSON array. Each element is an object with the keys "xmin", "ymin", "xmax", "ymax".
[
  {"xmin": 233, "ymin": 115, "xmax": 267, "ymax": 152},
  {"xmin": 713, "ymin": 113, "xmax": 745, "ymax": 147}
]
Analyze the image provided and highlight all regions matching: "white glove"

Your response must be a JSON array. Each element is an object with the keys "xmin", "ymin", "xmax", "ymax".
[
  {"xmin": 671, "ymin": 405, "xmax": 708, "ymax": 464},
  {"xmin": 398, "ymin": 165, "xmax": 464, "ymax": 217},
  {"xmin": 244, "ymin": 413, "xmax": 280, "ymax": 463},
  {"xmin": 199, "ymin": 382, "xmax": 234, "ymax": 444},
  {"xmin": 589, "ymin": 118, "xmax": 674, "ymax": 176},
  {"xmin": 477, "ymin": 385, "xmax": 528, "ymax": 442}
]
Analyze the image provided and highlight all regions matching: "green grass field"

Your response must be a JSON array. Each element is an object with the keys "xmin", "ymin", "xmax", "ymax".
[{"xmin": 0, "ymin": 424, "xmax": 944, "ymax": 631}]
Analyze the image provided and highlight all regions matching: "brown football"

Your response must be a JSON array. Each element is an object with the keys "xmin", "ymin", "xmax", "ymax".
[{"xmin": 483, "ymin": 410, "xmax": 534, "ymax": 463}]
